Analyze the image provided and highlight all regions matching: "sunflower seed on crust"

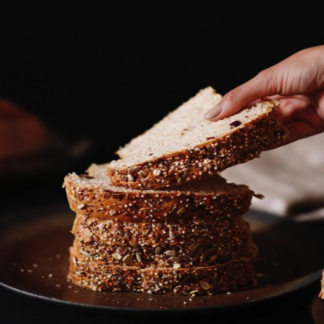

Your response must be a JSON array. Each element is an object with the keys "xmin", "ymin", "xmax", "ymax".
[
  {"xmin": 122, "ymin": 254, "xmax": 132, "ymax": 262},
  {"xmin": 164, "ymin": 250, "xmax": 177, "ymax": 257},
  {"xmin": 136, "ymin": 253, "xmax": 142, "ymax": 263},
  {"xmin": 199, "ymin": 280, "xmax": 211, "ymax": 290},
  {"xmin": 176, "ymin": 207, "xmax": 186, "ymax": 215},
  {"xmin": 112, "ymin": 252, "xmax": 122, "ymax": 260},
  {"xmin": 189, "ymin": 242, "xmax": 200, "ymax": 250}
]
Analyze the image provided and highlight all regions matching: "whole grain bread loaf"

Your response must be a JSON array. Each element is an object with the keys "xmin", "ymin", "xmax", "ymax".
[
  {"xmin": 107, "ymin": 87, "xmax": 289, "ymax": 190},
  {"xmin": 68, "ymin": 239, "xmax": 258, "ymax": 295},
  {"xmin": 64, "ymin": 164, "xmax": 258, "ymax": 222},
  {"xmin": 72, "ymin": 213, "xmax": 254, "ymax": 267}
]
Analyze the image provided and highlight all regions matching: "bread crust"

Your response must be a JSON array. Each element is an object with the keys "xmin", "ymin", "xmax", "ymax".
[
  {"xmin": 107, "ymin": 105, "xmax": 289, "ymax": 190},
  {"xmin": 319, "ymin": 270, "xmax": 324, "ymax": 299},
  {"xmin": 68, "ymin": 245, "xmax": 257, "ymax": 295},
  {"xmin": 72, "ymin": 213, "xmax": 255, "ymax": 267},
  {"xmin": 64, "ymin": 176, "xmax": 254, "ymax": 222}
]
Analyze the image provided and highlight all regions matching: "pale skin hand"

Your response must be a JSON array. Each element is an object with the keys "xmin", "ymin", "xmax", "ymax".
[{"xmin": 205, "ymin": 45, "xmax": 324, "ymax": 145}]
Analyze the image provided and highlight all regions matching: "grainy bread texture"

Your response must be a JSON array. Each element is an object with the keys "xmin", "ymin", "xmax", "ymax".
[
  {"xmin": 65, "ymin": 164, "xmax": 259, "ymax": 295},
  {"xmin": 68, "ymin": 239, "xmax": 257, "ymax": 295},
  {"xmin": 64, "ymin": 86, "xmax": 275, "ymax": 295},
  {"xmin": 319, "ymin": 270, "xmax": 324, "ymax": 299},
  {"xmin": 72, "ymin": 213, "xmax": 254, "ymax": 267},
  {"xmin": 107, "ymin": 86, "xmax": 289, "ymax": 190},
  {"xmin": 64, "ymin": 164, "xmax": 257, "ymax": 222}
]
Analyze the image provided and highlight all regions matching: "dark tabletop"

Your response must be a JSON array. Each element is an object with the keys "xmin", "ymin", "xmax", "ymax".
[{"xmin": 0, "ymin": 279, "xmax": 320, "ymax": 324}]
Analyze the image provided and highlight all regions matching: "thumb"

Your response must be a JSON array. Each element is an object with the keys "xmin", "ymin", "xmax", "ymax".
[{"xmin": 205, "ymin": 71, "xmax": 278, "ymax": 121}]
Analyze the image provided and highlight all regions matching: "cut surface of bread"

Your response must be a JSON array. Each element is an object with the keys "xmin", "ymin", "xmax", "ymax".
[
  {"xmin": 72, "ymin": 213, "xmax": 254, "ymax": 267},
  {"xmin": 107, "ymin": 86, "xmax": 289, "ymax": 189},
  {"xmin": 68, "ymin": 240, "xmax": 257, "ymax": 295},
  {"xmin": 116, "ymin": 87, "xmax": 222, "ymax": 160},
  {"xmin": 319, "ymin": 270, "xmax": 324, "ymax": 299},
  {"xmin": 64, "ymin": 164, "xmax": 257, "ymax": 222}
]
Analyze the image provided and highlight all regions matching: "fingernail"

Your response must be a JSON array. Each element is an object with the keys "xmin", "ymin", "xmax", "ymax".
[{"xmin": 205, "ymin": 104, "xmax": 222, "ymax": 120}]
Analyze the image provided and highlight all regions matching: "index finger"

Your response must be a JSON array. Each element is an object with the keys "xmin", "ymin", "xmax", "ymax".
[{"xmin": 205, "ymin": 72, "xmax": 277, "ymax": 121}]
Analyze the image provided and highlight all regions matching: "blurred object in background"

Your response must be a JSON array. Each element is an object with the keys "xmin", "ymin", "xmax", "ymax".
[
  {"xmin": 0, "ymin": 97, "xmax": 93, "ymax": 180},
  {"xmin": 222, "ymin": 134, "xmax": 324, "ymax": 221}
]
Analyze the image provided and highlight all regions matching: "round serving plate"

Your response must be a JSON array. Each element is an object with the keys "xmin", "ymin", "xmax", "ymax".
[{"xmin": 0, "ymin": 204, "xmax": 323, "ymax": 314}]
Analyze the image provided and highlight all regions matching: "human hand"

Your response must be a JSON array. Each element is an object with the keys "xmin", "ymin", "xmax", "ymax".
[{"xmin": 205, "ymin": 45, "xmax": 324, "ymax": 144}]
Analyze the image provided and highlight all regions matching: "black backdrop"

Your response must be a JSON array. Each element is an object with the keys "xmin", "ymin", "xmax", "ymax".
[
  {"xmin": 0, "ymin": 0, "xmax": 323, "ymax": 168},
  {"xmin": 0, "ymin": 3, "xmax": 324, "ymax": 322}
]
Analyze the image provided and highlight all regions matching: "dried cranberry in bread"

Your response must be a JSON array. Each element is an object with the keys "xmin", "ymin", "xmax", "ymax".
[
  {"xmin": 72, "ymin": 213, "xmax": 255, "ymax": 267},
  {"xmin": 107, "ymin": 87, "xmax": 289, "ymax": 190},
  {"xmin": 64, "ymin": 164, "xmax": 258, "ymax": 222}
]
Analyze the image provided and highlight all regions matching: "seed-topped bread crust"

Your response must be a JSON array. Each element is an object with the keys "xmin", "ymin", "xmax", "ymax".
[
  {"xmin": 107, "ymin": 88, "xmax": 289, "ymax": 190},
  {"xmin": 72, "ymin": 213, "xmax": 254, "ymax": 267},
  {"xmin": 319, "ymin": 270, "xmax": 324, "ymax": 299},
  {"xmin": 68, "ymin": 241, "xmax": 257, "ymax": 295},
  {"xmin": 64, "ymin": 164, "xmax": 257, "ymax": 222}
]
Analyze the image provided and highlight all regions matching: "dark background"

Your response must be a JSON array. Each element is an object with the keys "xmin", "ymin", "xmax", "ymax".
[
  {"xmin": 0, "ymin": 0, "xmax": 323, "ymax": 169},
  {"xmin": 0, "ymin": 2, "xmax": 324, "ymax": 323}
]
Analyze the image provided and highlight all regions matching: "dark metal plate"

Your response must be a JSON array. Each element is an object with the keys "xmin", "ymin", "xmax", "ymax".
[
  {"xmin": 0, "ymin": 204, "xmax": 323, "ymax": 314},
  {"xmin": 311, "ymin": 294, "xmax": 324, "ymax": 324}
]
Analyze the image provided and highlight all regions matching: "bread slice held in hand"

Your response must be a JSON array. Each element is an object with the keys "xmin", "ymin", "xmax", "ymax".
[{"xmin": 107, "ymin": 87, "xmax": 289, "ymax": 190}]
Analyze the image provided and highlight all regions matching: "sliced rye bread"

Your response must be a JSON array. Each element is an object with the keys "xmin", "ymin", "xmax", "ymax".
[
  {"xmin": 64, "ymin": 163, "xmax": 259, "ymax": 222},
  {"xmin": 68, "ymin": 239, "xmax": 258, "ymax": 295},
  {"xmin": 72, "ymin": 213, "xmax": 254, "ymax": 267},
  {"xmin": 107, "ymin": 86, "xmax": 289, "ymax": 190}
]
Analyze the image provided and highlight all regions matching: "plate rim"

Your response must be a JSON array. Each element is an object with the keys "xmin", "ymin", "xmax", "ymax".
[{"xmin": 0, "ymin": 203, "xmax": 323, "ymax": 314}]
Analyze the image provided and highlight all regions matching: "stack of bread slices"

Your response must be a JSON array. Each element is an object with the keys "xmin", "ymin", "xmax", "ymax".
[{"xmin": 64, "ymin": 87, "xmax": 289, "ymax": 296}]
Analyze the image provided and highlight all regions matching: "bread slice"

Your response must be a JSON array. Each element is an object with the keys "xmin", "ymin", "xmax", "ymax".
[
  {"xmin": 64, "ymin": 164, "xmax": 258, "ymax": 222},
  {"xmin": 319, "ymin": 270, "xmax": 324, "ymax": 299},
  {"xmin": 68, "ymin": 239, "xmax": 258, "ymax": 295},
  {"xmin": 107, "ymin": 86, "xmax": 289, "ymax": 190},
  {"xmin": 72, "ymin": 213, "xmax": 254, "ymax": 267}
]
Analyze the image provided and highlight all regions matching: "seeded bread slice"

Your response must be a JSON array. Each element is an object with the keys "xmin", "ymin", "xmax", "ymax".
[
  {"xmin": 68, "ymin": 241, "xmax": 257, "ymax": 295},
  {"xmin": 64, "ymin": 164, "xmax": 258, "ymax": 222},
  {"xmin": 319, "ymin": 270, "xmax": 324, "ymax": 299},
  {"xmin": 72, "ymin": 213, "xmax": 254, "ymax": 267},
  {"xmin": 107, "ymin": 87, "xmax": 289, "ymax": 190}
]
